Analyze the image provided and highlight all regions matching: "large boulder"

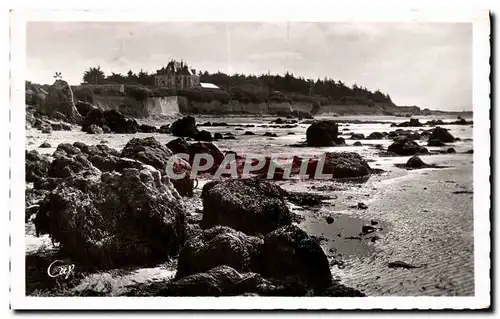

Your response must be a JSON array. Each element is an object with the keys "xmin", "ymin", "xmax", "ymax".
[
  {"xmin": 171, "ymin": 116, "xmax": 199, "ymax": 138},
  {"xmin": 166, "ymin": 138, "xmax": 190, "ymax": 155},
  {"xmin": 188, "ymin": 142, "xmax": 224, "ymax": 174},
  {"xmin": 305, "ymin": 152, "xmax": 371, "ymax": 179},
  {"xmin": 261, "ymin": 225, "xmax": 332, "ymax": 292},
  {"xmin": 306, "ymin": 120, "xmax": 339, "ymax": 146},
  {"xmin": 120, "ymin": 137, "xmax": 173, "ymax": 172},
  {"xmin": 176, "ymin": 226, "xmax": 263, "ymax": 279},
  {"xmin": 388, "ymin": 138, "xmax": 428, "ymax": 156},
  {"xmin": 41, "ymin": 80, "xmax": 81, "ymax": 123},
  {"xmin": 428, "ymin": 127, "xmax": 455, "ymax": 143},
  {"xmin": 201, "ymin": 179, "xmax": 293, "ymax": 235},
  {"xmin": 34, "ymin": 168, "xmax": 186, "ymax": 269}
]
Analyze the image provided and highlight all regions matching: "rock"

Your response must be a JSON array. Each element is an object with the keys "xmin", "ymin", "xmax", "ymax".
[
  {"xmin": 120, "ymin": 137, "xmax": 173, "ymax": 172},
  {"xmin": 224, "ymin": 136, "xmax": 236, "ymax": 140},
  {"xmin": 193, "ymin": 130, "xmax": 212, "ymax": 142},
  {"xmin": 213, "ymin": 133, "xmax": 223, "ymax": 140},
  {"xmin": 367, "ymin": 132, "xmax": 385, "ymax": 139},
  {"xmin": 388, "ymin": 138, "xmax": 428, "ymax": 156},
  {"xmin": 273, "ymin": 118, "xmax": 285, "ymax": 124},
  {"xmin": 75, "ymin": 101, "xmax": 98, "ymax": 117},
  {"xmin": 34, "ymin": 168, "xmax": 186, "ymax": 270},
  {"xmin": 428, "ymin": 139, "xmax": 446, "ymax": 146},
  {"xmin": 39, "ymin": 141, "xmax": 51, "ymax": 148},
  {"xmin": 176, "ymin": 226, "xmax": 263, "ymax": 279},
  {"xmin": 428, "ymin": 127, "xmax": 455, "ymax": 143},
  {"xmin": 166, "ymin": 137, "xmax": 190, "ymax": 155},
  {"xmin": 263, "ymin": 132, "xmax": 278, "ymax": 137},
  {"xmin": 40, "ymin": 80, "xmax": 81, "ymax": 123},
  {"xmin": 361, "ymin": 225, "xmax": 377, "ymax": 234},
  {"xmin": 26, "ymin": 150, "xmax": 50, "ymax": 183},
  {"xmin": 465, "ymin": 149, "xmax": 474, "ymax": 154},
  {"xmin": 306, "ymin": 152, "xmax": 372, "ymax": 179},
  {"xmin": 358, "ymin": 202, "xmax": 368, "ymax": 209},
  {"xmin": 370, "ymin": 220, "xmax": 378, "ymax": 225},
  {"xmin": 425, "ymin": 119, "xmax": 444, "ymax": 126},
  {"xmin": 82, "ymin": 109, "xmax": 139, "ymax": 134},
  {"xmin": 158, "ymin": 124, "xmax": 171, "ymax": 134},
  {"xmin": 50, "ymin": 122, "xmax": 63, "ymax": 131},
  {"xmin": 188, "ymin": 142, "xmax": 225, "ymax": 174},
  {"xmin": 397, "ymin": 118, "xmax": 423, "ymax": 127},
  {"xmin": 350, "ymin": 133, "xmax": 365, "ymax": 140},
  {"xmin": 446, "ymin": 148, "xmax": 456, "ymax": 153},
  {"xmin": 244, "ymin": 131, "xmax": 255, "ymax": 136},
  {"xmin": 285, "ymin": 192, "xmax": 327, "ymax": 207},
  {"xmin": 41, "ymin": 125, "xmax": 52, "ymax": 134},
  {"xmin": 405, "ymin": 155, "xmax": 427, "ymax": 168},
  {"xmin": 171, "ymin": 116, "xmax": 198, "ymax": 138},
  {"xmin": 353, "ymin": 141, "xmax": 363, "ymax": 146},
  {"xmin": 102, "ymin": 125, "xmax": 111, "ymax": 133},
  {"xmin": 306, "ymin": 120, "xmax": 339, "ymax": 146},
  {"xmin": 201, "ymin": 179, "xmax": 292, "ymax": 235},
  {"xmin": 262, "ymin": 225, "xmax": 333, "ymax": 292},
  {"xmin": 86, "ymin": 124, "xmax": 103, "ymax": 134},
  {"xmin": 139, "ymin": 124, "xmax": 158, "ymax": 133},
  {"xmin": 326, "ymin": 216, "xmax": 334, "ymax": 224},
  {"xmin": 49, "ymin": 153, "xmax": 97, "ymax": 178},
  {"xmin": 61, "ymin": 123, "xmax": 72, "ymax": 131}
]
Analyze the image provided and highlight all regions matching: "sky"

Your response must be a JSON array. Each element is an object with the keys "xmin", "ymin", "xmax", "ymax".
[{"xmin": 26, "ymin": 22, "xmax": 472, "ymax": 111}]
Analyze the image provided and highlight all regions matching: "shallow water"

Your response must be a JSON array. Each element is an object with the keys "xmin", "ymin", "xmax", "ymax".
[{"xmin": 25, "ymin": 115, "xmax": 474, "ymax": 296}]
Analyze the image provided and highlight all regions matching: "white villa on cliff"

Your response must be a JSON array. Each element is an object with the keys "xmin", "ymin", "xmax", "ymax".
[{"xmin": 154, "ymin": 60, "xmax": 200, "ymax": 89}]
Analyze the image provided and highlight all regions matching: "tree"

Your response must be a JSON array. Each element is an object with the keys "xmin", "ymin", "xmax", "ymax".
[{"xmin": 83, "ymin": 66, "xmax": 105, "ymax": 84}]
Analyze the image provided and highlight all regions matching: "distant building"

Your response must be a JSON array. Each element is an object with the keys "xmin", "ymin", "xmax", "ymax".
[
  {"xmin": 198, "ymin": 83, "xmax": 219, "ymax": 89},
  {"xmin": 154, "ymin": 60, "xmax": 200, "ymax": 89}
]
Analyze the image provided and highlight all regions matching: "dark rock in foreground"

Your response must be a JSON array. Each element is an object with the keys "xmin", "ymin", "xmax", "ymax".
[
  {"xmin": 306, "ymin": 120, "xmax": 339, "ymax": 146},
  {"xmin": 35, "ymin": 168, "xmax": 186, "ymax": 270},
  {"xmin": 201, "ymin": 179, "xmax": 292, "ymax": 235},
  {"xmin": 176, "ymin": 226, "xmax": 263, "ymax": 279},
  {"xmin": 262, "ymin": 225, "xmax": 333, "ymax": 292}
]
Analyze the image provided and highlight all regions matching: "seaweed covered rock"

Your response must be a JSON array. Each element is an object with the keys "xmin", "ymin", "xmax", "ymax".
[
  {"xmin": 34, "ymin": 168, "xmax": 186, "ymax": 269},
  {"xmin": 193, "ymin": 130, "xmax": 212, "ymax": 142},
  {"xmin": 428, "ymin": 127, "xmax": 455, "ymax": 143},
  {"xmin": 388, "ymin": 138, "xmax": 428, "ymax": 156},
  {"xmin": 306, "ymin": 152, "xmax": 371, "ymax": 179},
  {"xmin": 139, "ymin": 124, "xmax": 157, "ymax": 133},
  {"xmin": 261, "ymin": 225, "xmax": 332, "ymax": 292},
  {"xmin": 49, "ymin": 144, "xmax": 98, "ymax": 178},
  {"xmin": 171, "ymin": 116, "xmax": 198, "ymax": 138},
  {"xmin": 176, "ymin": 226, "xmax": 263, "ymax": 279},
  {"xmin": 26, "ymin": 150, "xmax": 50, "ymax": 183},
  {"xmin": 306, "ymin": 120, "xmax": 339, "ymax": 146},
  {"xmin": 41, "ymin": 80, "xmax": 81, "ymax": 123},
  {"xmin": 201, "ymin": 179, "xmax": 292, "ymax": 235},
  {"xmin": 120, "ymin": 137, "xmax": 173, "ymax": 172}
]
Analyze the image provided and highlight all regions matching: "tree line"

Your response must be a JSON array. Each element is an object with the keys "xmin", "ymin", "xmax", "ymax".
[{"xmin": 82, "ymin": 66, "xmax": 394, "ymax": 105}]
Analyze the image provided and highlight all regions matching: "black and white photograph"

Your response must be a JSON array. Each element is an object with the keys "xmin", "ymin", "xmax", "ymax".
[{"xmin": 8, "ymin": 2, "xmax": 491, "ymax": 311}]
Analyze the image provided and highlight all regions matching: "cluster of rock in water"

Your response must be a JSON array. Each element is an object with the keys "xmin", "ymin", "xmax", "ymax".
[{"xmin": 25, "ymin": 80, "xmax": 472, "ymax": 296}]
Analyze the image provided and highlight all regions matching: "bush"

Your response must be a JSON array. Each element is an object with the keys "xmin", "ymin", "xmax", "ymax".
[{"xmin": 126, "ymin": 87, "xmax": 152, "ymax": 101}]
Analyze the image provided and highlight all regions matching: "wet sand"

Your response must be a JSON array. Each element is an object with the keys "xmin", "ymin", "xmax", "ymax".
[{"xmin": 25, "ymin": 115, "xmax": 474, "ymax": 296}]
